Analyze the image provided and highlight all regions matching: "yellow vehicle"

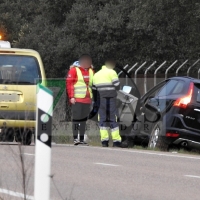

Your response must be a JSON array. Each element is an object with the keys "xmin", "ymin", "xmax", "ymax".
[{"xmin": 0, "ymin": 40, "xmax": 46, "ymax": 145}]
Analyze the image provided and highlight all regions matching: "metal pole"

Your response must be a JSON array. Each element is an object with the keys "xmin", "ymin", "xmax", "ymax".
[
  {"xmin": 165, "ymin": 60, "xmax": 178, "ymax": 79},
  {"xmin": 198, "ymin": 67, "xmax": 200, "ymax": 79},
  {"xmin": 154, "ymin": 61, "xmax": 166, "ymax": 86},
  {"xmin": 144, "ymin": 61, "xmax": 157, "ymax": 93},
  {"xmin": 126, "ymin": 63, "xmax": 138, "ymax": 85},
  {"xmin": 128, "ymin": 63, "xmax": 138, "ymax": 73},
  {"xmin": 34, "ymin": 84, "xmax": 53, "ymax": 200},
  {"xmin": 134, "ymin": 62, "xmax": 147, "ymax": 84},
  {"xmin": 187, "ymin": 59, "xmax": 200, "ymax": 77},
  {"xmin": 118, "ymin": 64, "xmax": 129, "ymax": 76},
  {"xmin": 175, "ymin": 60, "xmax": 188, "ymax": 76}
]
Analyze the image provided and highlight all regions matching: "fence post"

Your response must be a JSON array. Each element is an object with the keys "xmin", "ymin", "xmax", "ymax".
[
  {"xmin": 165, "ymin": 60, "xmax": 178, "ymax": 79},
  {"xmin": 154, "ymin": 61, "xmax": 166, "ymax": 86},
  {"xmin": 144, "ymin": 61, "xmax": 157, "ymax": 93},
  {"xmin": 187, "ymin": 59, "xmax": 200, "ymax": 77},
  {"xmin": 118, "ymin": 64, "xmax": 129, "ymax": 76},
  {"xmin": 198, "ymin": 67, "xmax": 200, "ymax": 79},
  {"xmin": 175, "ymin": 60, "xmax": 188, "ymax": 76},
  {"xmin": 126, "ymin": 63, "xmax": 138, "ymax": 85},
  {"xmin": 134, "ymin": 62, "xmax": 147, "ymax": 84}
]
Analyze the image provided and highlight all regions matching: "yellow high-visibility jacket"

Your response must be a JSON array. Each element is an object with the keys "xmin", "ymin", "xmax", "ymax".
[
  {"xmin": 74, "ymin": 67, "xmax": 93, "ymax": 98},
  {"xmin": 92, "ymin": 65, "xmax": 120, "ymax": 98}
]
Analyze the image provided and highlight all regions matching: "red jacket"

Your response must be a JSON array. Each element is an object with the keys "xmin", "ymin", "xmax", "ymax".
[{"xmin": 66, "ymin": 67, "xmax": 93, "ymax": 104}]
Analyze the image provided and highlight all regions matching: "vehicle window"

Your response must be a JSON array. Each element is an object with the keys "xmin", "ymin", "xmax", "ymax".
[
  {"xmin": 155, "ymin": 80, "xmax": 185, "ymax": 97},
  {"xmin": 194, "ymin": 84, "xmax": 200, "ymax": 103},
  {"xmin": 197, "ymin": 91, "xmax": 200, "ymax": 103},
  {"xmin": 171, "ymin": 80, "xmax": 185, "ymax": 94},
  {"xmin": 141, "ymin": 81, "xmax": 168, "ymax": 104},
  {"xmin": 156, "ymin": 80, "xmax": 178, "ymax": 96},
  {"xmin": 0, "ymin": 55, "xmax": 41, "ymax": 85}
]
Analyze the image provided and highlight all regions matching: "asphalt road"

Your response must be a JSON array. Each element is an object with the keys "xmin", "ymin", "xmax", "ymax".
[{"xmin": 0, "ymin": 144, "xmax": 200, "ymax": 200}]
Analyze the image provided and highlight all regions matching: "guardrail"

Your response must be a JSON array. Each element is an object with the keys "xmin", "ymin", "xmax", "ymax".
[{"xmin": 118, "ymin": 59, "xmax": 200, "ymax": 94}]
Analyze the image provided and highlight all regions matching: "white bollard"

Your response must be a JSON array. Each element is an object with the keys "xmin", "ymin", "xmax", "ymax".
[{"xmin": 34, "ymin": 84, "xmax": 53, "ymax": 200}]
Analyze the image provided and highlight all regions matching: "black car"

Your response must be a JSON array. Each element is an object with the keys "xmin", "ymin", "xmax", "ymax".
[{"xmin": 127, "ymin": 76, "xmax": 200, "ymax": 151}]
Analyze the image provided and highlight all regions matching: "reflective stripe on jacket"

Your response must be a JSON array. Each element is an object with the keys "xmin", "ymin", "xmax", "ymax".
[
  {"xmin": 92, "ymin": 65, "xmax": 120, "ymax": 98},
  {"xmin": 74, "ymin": 67, "xmax": 93, "ymax": 98}
]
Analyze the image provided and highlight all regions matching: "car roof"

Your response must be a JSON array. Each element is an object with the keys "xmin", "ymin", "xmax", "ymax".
[
  {"xmin": 168, "ymin": 76, "xmax": 200, "ymax": 83},
  {"xmin": 0, "ymin": 48, "xmax": 40, "ymax": 57}
]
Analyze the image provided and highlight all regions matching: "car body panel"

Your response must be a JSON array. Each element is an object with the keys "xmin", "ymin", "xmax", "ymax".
[
  {"xmin": 128, "ymin": 77, "xmax": 200, "ymax": 150},
  {"xmin": 0, "ymin": 48, "xmax": 46, "ymax": 129}
]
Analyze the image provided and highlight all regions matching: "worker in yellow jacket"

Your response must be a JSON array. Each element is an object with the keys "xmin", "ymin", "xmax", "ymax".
[{"xmin": 92, "ymin": 58, "xmax": 121, "ymax": 147}]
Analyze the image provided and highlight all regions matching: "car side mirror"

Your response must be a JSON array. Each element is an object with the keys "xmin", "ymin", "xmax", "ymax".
[{"xmin": 122, "ymin": 86, "xmax": 132, "ymax": 94}]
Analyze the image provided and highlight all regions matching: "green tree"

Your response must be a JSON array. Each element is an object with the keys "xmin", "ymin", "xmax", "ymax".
[{"xmin": 1, "ymin": 0, "xmax": 200, "ymax": 77}]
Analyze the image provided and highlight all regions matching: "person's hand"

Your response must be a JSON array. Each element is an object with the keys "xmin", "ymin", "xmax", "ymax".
[{"xmin": 70, "ymin": 98, "xmax": 76, "ymax": 104}]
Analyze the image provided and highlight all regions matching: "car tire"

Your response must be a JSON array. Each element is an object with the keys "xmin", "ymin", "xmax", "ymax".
[
  {"xmin": 148, "ymin": 121, "xmax": 168, "ymax": 151},
  {"xmin": 21, "ymin": 130, "xmax": 32, "ymax": 146},
  {"xmin": 0, "ymin": 128, "xmax": 14, "ymax": 142}
]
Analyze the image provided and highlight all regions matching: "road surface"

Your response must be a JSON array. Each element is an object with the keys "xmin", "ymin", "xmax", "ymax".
[{"xmin": 0, "ymin": 144, "xmax": 200, "ymax": 200}]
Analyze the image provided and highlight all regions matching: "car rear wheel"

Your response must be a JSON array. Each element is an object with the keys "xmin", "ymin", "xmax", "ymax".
[
  {"xmin": 148, "ymin": 121, "xmax": 168, "ymax": 151},
  {"xmin": 15, "ymin": 129, "xmax": 32, "ymax": 145}
]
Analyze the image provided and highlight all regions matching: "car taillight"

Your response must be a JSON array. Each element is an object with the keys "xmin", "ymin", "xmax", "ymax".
[
  {"xmin": 166, "ymin": 133, "xmax": 179, "ymax": 138},
  {"xmin": 173, "ymin": 82, "xmax": 194, "ymax": 109}
]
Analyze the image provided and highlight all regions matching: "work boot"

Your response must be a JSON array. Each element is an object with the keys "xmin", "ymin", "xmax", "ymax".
[
  {"xmin": 74, "ymin": 139, "xmax": 80, "ymax": 146},
  {"xmin": 102, "ymin": 141, "xmax": 109, "ymax": 147},
  {"xmin": 113, "ymin": 141, "xmax": 122, "ymax": 148},
  {"xmin": 79, "ymin": 141, "xmax": 89, "ymax": 146}
]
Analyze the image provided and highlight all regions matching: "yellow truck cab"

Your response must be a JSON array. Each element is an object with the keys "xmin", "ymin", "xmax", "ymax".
[{"xmin": 0, "ymin": 40, "xmax": 46, "ymax": 145}]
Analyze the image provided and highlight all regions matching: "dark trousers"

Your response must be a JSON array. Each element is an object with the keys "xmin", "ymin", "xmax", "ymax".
[
  {"xmin": 72, "ymin": 102, "xmax": 90, "ymax": 141},
  {"xmin": 98, "ymin": 97, "xmax": 119, "ymax": 130}
]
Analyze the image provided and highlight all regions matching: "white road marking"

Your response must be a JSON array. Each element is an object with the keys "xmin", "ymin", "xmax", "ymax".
[
  {"xmin": 78, "ymin": 145, "xmax": 200, "ymax": 160},
  {"xmin": 23, "ymin": 153, "xmax": 35, "ymax": 156},
  {"xmin": 185, "ymin": 175, "xmax": 200, "ymax": 179},
  {"xmin": 53, "ymin": 144, "xmax": 200, "ymax": 160},
  {"xmin": 0, "ymin": 188, "xmax": 34, "ymax": 199},
  {"xmin": 95, "ymin": 163, "xmax": 119, "ymax": 167}
]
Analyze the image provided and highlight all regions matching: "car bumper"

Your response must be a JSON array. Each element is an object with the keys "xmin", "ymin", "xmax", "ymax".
[
  {"xmin": 163, "ymin": 126, "xmax": 200, "ymax": 150},
  {"xmin": 173, "ymin": 138, "xmax": 200, "ymax": 150},
  {"xmin": 0, "ymin": 119, "xmax": 36, "ymax": 128}
]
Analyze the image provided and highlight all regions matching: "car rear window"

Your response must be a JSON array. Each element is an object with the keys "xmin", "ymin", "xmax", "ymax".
[
  {"xmin": 194, "ymin": 84, "xmax": 200, "ymax": 103},
  {"xmin": 0, "ymin": 55, "xmax": 41, "ymax": 85},
  {"xmin": 157, "ymin": 80, "xmax": 185, "ymax": 97}
]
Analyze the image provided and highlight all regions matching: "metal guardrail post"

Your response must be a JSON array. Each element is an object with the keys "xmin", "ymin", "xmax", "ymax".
[
  {"xmin": 144, "ymin": 61, "xmax": 157, "ymax": 93},
  {"xmin": 198, "ymin": 68, "xmax": 200, "ymax": 79},
  {"xmin": 128, "ymin": 63, "xmax": 138, "ymax": 73},
  {"xmin": 175, "ymin": 60, "xmax": 188, "ymax": 76},
  {"xmin": 154, "ymin": 61, "xmax": 166, "ymax": 86},
  {"xmin": 134, "ymin": 62, "xmax": 147, "ymax": 84},
  {"xmin": 165, "ymin": 60, "xmax": 178, "ymax": 79},
  {"xmin": 187, "ymin": 59, "xmax": 200, "ymax": 77},
  {"xmin": 126, "ymin": 63, "xmax": 138, "ymax": 85},
  {"xmin": 118, "ymin": 64, "xmax": 129, "ymax": 76}
]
